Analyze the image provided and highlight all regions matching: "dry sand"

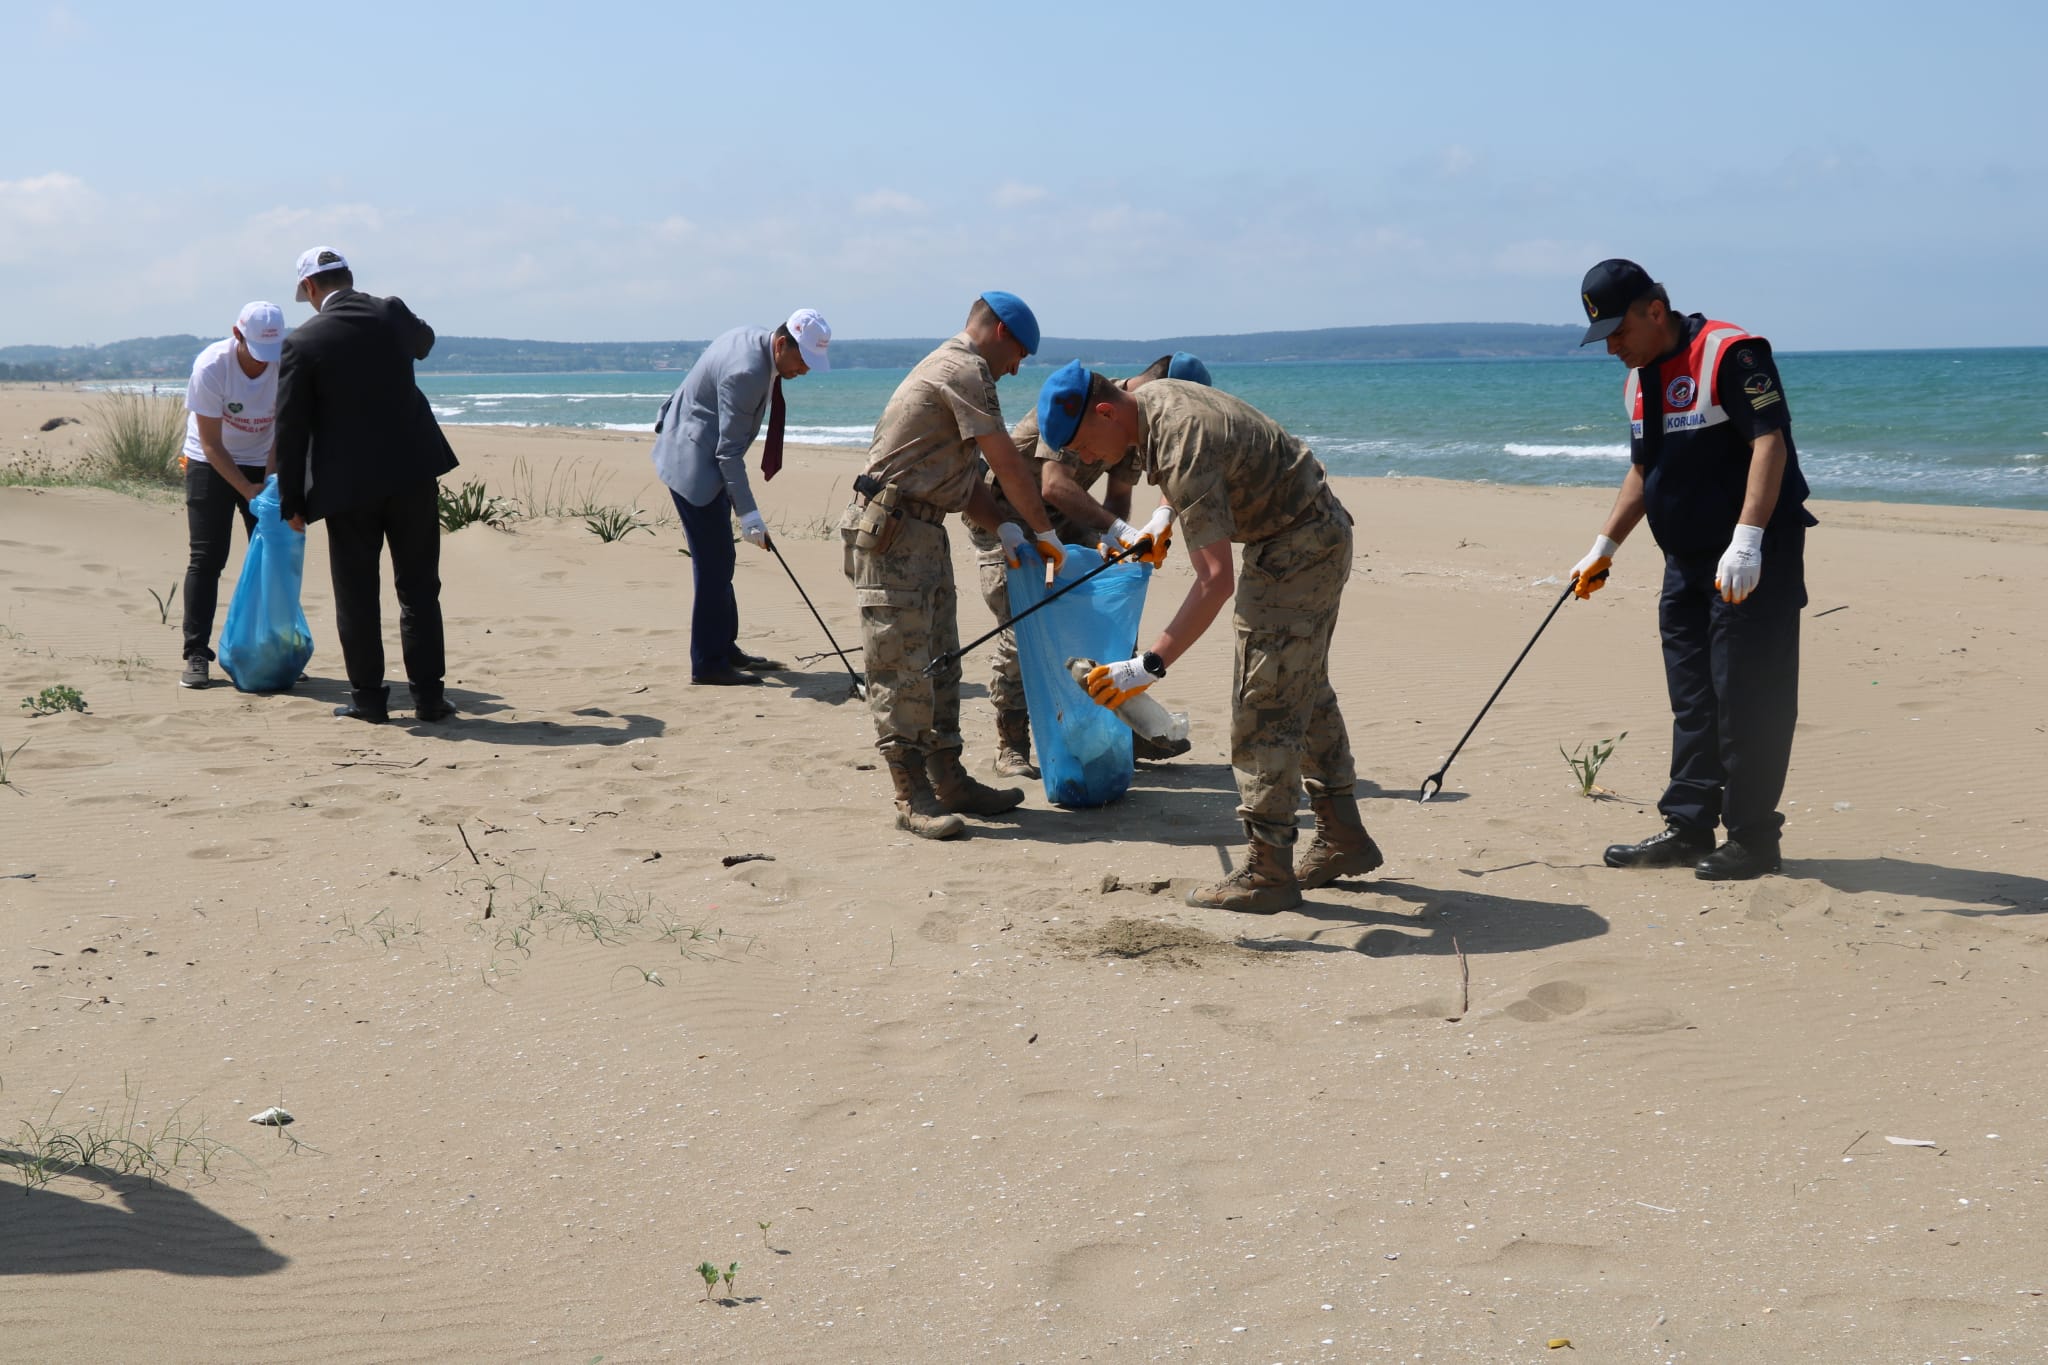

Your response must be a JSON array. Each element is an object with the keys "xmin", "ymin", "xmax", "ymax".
[{"xmin": 2, "ymin": 383, "xmax": 2045, "ymax": 1363}]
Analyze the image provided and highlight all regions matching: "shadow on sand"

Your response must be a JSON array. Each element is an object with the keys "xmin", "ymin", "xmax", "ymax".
[{"xmin": 0, "ymin": 1165, "xmax": 287, "ymax": 1277}]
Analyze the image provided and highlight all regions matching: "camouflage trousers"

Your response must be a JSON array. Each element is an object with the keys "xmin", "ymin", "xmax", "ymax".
[
  {"xmin": 842, "ymin": 511, "xmax": 961, "ymax": 757},
  {"xmin": 1230, "ymin": 499, "xmax": 1358, "ymax": 847},
  {"xmin": 972, "ymin": 544, "xmax": 1026, "ymax": 714}
]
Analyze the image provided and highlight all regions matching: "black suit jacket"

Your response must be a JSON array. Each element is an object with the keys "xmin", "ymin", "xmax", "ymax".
[{"xmin": 275, "ymin": 288, "xmax": 459, "ymax": 523}]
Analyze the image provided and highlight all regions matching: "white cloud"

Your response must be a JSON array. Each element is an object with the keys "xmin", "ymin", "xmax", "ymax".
[
  {"xmin": 852, "ymin": 189, "xmax": 926, "ymax": 217},
  {"xmin": 991, "ymin": 182, "xmax": 1047, "ymax": 209}
]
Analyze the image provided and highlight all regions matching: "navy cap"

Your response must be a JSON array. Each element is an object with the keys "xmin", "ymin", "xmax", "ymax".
[
  {"xmin": 1036, "ymin": 360, "xmax": 1094, "ymax": 452},
  {"xmin": 1579, "ymin": 259, "xmax": 1657, "ymax": 345},
  {"xmin": 980, "ymin": 290, "xmax": 1040, "ymax": 355},
  {"xmin": 1167, "ymin": 351, "xmax": 1212, "ymax": 386}
]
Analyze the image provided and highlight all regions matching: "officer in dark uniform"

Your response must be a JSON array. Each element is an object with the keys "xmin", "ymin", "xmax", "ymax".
[{"xmin": 1566, "ymin": 259, "xmax": 1816, "ymax": 881}]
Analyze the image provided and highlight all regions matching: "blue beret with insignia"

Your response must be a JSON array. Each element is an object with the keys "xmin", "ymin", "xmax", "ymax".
[{"xmin": 1036, "ymin": 360, "xmax": 1094, "ymax": 452}]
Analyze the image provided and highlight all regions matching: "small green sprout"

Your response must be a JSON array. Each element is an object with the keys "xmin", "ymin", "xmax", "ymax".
[{"xmin": 1561, "ymin": 730, "xmax": 1627, "ymax": 797}]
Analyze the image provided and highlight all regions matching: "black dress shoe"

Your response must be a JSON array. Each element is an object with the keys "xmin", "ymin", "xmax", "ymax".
[
  {"xmin": 730, "ymin": 649, "xmax": 785, "ymax": 671},
  {"xmin": 1695, "ymin": 841, "xmax": 1782, "ymax": 881},
  {"xmin": 1603, "ymin": 823, "xmax": 1714, "ymax": 869},
  {"xmin": 692, "ymin": 666, "xmax": 763, "ymax": 687},
  {"xmin": 415, "ymin": 699, "xmax": 457, "ymax": 722},
  {"xmin": 334, "ymin": 703, "xmax": 389, "ymax": 723}
]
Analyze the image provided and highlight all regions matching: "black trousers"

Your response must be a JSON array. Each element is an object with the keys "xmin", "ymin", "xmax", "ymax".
[
  {"xmin": 1657, "ymin": 525, "xmax": 1804, "ymax": 847},
  {"xmin": 323, "ymin": 478, "xmax": 445, "ymax": 710},
  {"xmin": 181, "ymin": 461, "xmax": 264, "ymax": 662}
]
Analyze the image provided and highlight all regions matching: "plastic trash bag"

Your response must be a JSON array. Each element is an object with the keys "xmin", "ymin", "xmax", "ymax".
[
  {"xmin": 1006, "ymin": 547, "xmax": 1152, "ymax": 807},
  {"xmin": 217, "ymin": 475, "xmax": 315, "ymax": 693}
]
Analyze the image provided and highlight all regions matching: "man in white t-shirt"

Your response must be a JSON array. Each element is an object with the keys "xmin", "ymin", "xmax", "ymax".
[{"xmin": 179, "ymin": 301, "xmax": 286, "ymax": 688}]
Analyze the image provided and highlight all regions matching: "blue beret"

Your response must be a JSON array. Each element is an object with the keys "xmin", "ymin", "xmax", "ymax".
[
  {"xmin": 1036, "ymin": 360, "xmax": 1093, "ymax": 452},
  {"xmin": 979, "ymin": 290, "xmax": 1039, "ymax": 356},
  {"xmin": 1167, "ymin": 351, "xmax": 1212, "ymax": 386}
]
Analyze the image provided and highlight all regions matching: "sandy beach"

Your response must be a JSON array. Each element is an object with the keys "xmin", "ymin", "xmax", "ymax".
[{"xmin": 3, "ymin": 383, "xmax": 2046, "ymax": 1363}]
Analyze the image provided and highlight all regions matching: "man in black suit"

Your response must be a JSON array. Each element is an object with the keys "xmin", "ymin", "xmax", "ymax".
[{"xmin": 275, "ymin": 246, "xmax": 460, "ymax": 724}]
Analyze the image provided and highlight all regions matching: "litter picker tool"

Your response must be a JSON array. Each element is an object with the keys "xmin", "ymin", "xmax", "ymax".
[
  {"xmin": 1417, "ymin": 570, "xmax": 1602, "ymax": 803},
  {"xmin": 921, "ymin": 535, "xmax": 1153, "ymax": 678},
  {"xmin": 769, "ymin": 542, "xmax": 867, "ymax": 701}
]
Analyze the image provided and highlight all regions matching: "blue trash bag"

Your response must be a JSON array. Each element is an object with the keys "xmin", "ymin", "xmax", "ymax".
[
  {"xmin": 217, "ymin": 475, "xmax": 315, "ymax": 693},
  {"xmin": 1006, "ymin": 546, "xmax": 1152, "ymax": 807}
]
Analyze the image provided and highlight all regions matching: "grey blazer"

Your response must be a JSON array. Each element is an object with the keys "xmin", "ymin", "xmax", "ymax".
[{"xmin": 650, "ymin": 325, "xmax": 775, "ymax": 516}]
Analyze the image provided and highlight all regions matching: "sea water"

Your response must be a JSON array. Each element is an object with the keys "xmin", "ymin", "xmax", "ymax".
[{"xmin": 412, "ymin": 347, "xmax": 2048, "ymax": 512}]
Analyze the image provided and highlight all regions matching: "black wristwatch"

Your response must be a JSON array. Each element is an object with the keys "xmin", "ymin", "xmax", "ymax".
[{"xmin": 1141, "ymin": 651, "xmax": 1167, "ymax": 680}]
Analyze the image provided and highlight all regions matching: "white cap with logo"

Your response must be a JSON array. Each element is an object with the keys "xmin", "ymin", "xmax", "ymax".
[
  {"xmin": 236, "ymin": 301, "xmax": 287, "ymax": 362},
  {"xmin": 294, "ymin": 246, "xmax": 351, "ymax": 302},
  {"xmin": 785, "ymin": 308, "xmax": 831, "ymax": 372}
]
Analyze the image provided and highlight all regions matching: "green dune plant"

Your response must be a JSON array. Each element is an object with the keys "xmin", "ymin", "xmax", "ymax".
[
  {"xmin": 437, "ymin": 478, "xmax": 512, "ymax": 532},
  {"xmin": 1561, "ymin": 730, "xmax": 1628, "ymax": 797},
  {"xmin": 584, "ymin": 506, "xmax": 649, "ymax": 542},
  {"xmin": 84, "ymin": 392, "xmax": 185, "ymax": 486}
]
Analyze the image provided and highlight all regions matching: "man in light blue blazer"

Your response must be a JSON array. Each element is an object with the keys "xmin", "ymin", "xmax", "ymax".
[{"xmin": 652, "ymin": 308, "xmax": 832, "ymax": 685}]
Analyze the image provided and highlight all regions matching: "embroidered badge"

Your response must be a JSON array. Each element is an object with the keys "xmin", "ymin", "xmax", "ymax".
[
  {"xmin": 1665, "ymin": 375, "xmax": 1697, "ymax": 409},
  {"xmin": 1742, "ymin": 373, "xmax": 1773, "ymax": 397}
]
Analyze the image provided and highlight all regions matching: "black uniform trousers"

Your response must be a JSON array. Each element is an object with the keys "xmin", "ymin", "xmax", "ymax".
[
  {"xmin": 324, "ymin": 477, "xmax": 445, "ymax": 712},
  {"xmin": 1657, "ymin": 524, "xmax": 1804, "ymax": 848}
]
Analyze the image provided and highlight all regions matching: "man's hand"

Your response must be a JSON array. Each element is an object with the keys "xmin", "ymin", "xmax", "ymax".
[
  {"xmin": 1032, "ymin": 532, "xmax": 1066, "ymax": 575},
  {"xmin": 1102, "ymin": 516, "xmax": 1141, "ymax": 552},
  {"xmin": 1571, "ymin": 534, "xmax": 1619, "ymax": 599},
  {"xmin": 739, "ymin": 510, "xmax": 773, "ymax": 551},
  {"xmin": 288, "ymin": 515, "xmax": 306, "ymax": 533},
  {"xmin": 997, "ymin": 521, "xmax": 1030, "ymax": 569},
  {"xmin": 1083, "ymin": 654, "xmax": 1162, "ymax": 709},
  {"xmin": 1135, "ymin": 505, "xmax": 1174, "ymax": 567},
  {"xmin": 1715, "ymin": 524, "xmax": 1764, "ymax": 603}
]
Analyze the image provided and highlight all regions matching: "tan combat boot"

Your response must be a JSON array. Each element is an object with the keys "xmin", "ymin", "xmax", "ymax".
[
  {"xmin": 886, "ymin": 749, "xmax": 966, "ymax": 840},
  {"xmin": 993, "ymin": 709, "xmax": 1039, "ymax": 779},
  {"xmin": 1297, "ymin": 782, "xmax": 1385, "ymax": 889},
  {"xmin": 926, "ymin": 748, "xmax": 1025, "ymax": 816},
  {"xmin": 1184, "ymin": 837, "xmax": 1302, "ymax": 914}
]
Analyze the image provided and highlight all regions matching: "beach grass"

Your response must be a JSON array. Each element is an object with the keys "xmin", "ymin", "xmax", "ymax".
[
  {"xmin": 83, "ymin": 392, "xmax": 185, "ymax": 487},
  {"xmin": 506, "ymin": 455, "xmax": 616, "ymax": 520},
  {"xmin": 3, "ymin": 1081, "xmax": 251, "ymax": 1193}
]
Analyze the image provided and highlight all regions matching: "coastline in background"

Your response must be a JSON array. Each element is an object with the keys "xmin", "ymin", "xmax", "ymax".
[{"xmin": 80, "ymin": 347, "xmax": 2048, "ymax": 512}]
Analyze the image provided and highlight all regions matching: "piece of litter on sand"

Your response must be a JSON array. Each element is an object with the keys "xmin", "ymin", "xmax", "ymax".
[
  {"xmin": 248, "ymin": 1106, "xmax": 294, "ymax": 1127},
  {"xmin": 1100, "ymin": 872, "xmax": 1173, "ymax": 895},
  {"xmin": 1885, "ymin": 1136, "xmax": 1939, "ymax": 1148},
  {"xmin": 720, "ymin": 853, "xmax": 775, "ymax": 868}
]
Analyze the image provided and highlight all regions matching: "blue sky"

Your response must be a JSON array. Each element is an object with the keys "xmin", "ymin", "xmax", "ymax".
[{"xmin": 2, "ymin": 1, "xmax": 2041, "ymax": 350}]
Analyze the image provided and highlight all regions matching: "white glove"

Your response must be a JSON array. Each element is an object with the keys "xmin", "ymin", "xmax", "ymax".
[
  {"xmin": 997, "ymin": 521, "xmax": 1029, "ymax": 568},
  {"xmin": 739, "ymin": 510, "xmax": 771, "ymax": 549},
  {"xmin": 1104, "ymin": 516, "xmax": 1141, "ymax": 550},
  {"xmin": 1571, "ymin": 534, "xmax": 1618, "ymax": 600},
  {"xmin": 1715, "ymin": 524, "xmax": 1764, "ymax": 603},
  {"xmin": 1140, "ymin": 504, "xmax": 1173, "ymax": 540}
]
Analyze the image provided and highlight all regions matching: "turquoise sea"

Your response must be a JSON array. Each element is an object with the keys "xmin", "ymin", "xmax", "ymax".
[{"xmin": 414, "ymin": 348, "xmax": 2048, "ymax": 511}]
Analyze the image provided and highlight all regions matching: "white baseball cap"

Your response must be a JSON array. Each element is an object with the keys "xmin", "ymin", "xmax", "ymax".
[
  {"xmin": 294, "ymin": 246, "xmax": 350, "ymax": 302},
  {"xmin": 785, "ymin": 308, "xmax": 831, "ymax": 372},
  {"xmin": 236, "ymin": 301, "xmax": 287, "ymax": 363}
]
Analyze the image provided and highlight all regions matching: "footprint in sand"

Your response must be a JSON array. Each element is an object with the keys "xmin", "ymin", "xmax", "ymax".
[
  {"xmin": 1747, "ymin": 878, "xmax": 1828, "ymax": 922},
  {"xmin": 1502, "ymin": 979, "xmax": 1589, "ymax": 1023},
  {"xmin": 1191, "ymin": 1002, "xmax": 1278, "ymax": 1043},
  {"xmin": 916, "ymin": 908, "xmax": 967, "ymax": 943}
]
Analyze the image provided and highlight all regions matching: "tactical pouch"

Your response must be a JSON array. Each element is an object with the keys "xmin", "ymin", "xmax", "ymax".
[{"xmin": 851, "ymin": 481, "xmax": 906, "ymax": 555}]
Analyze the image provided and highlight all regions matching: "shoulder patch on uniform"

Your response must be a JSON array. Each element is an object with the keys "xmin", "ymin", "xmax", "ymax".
[
  {"xmin": 1733, "ymin": 347, "xmax": 1758, "ymax": 368},
  {"xmin": 1742, "ymin": 372, "xmax": 1774, "ymax": 397},
  {"xmin": 1750, "ymin": 390, "xmax": 1784, "ymax": 411},
  {"xmin": 1665, "ymin": 375, "xmax": 1696, "ymax": 409}
]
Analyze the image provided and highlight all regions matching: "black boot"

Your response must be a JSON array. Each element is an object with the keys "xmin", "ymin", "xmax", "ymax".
[
  {"xmin": 1603, "ymin": 822, "xmax": 1713, "ymax": 869},
  {"xmin": 1695, "ymin": 840, "xmax": 1782, "ymax": 881}
]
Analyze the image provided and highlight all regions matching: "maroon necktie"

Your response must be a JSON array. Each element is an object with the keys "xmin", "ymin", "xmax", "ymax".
[{"xmin": 762, "ymin": 376, "xmax": 785, "ymax": 481}]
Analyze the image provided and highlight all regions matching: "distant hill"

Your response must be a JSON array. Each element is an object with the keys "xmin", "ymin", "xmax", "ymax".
[{"xmin": 0, "ymin": 322, "xmax": 1586, "ymax": 381}]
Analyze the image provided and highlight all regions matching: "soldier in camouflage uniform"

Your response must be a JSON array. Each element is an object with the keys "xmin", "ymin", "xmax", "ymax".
[
  {"xmin": 1037, "ymin": 362, "xmax": 1384, "ymax": 912},
  {"xmin": 965, "ymin": 352, "xmax": 1212, "ymax": 775},
  {"xmin": 840, "ymin": 293, "xmax": 1065, "ymax": 839}
]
